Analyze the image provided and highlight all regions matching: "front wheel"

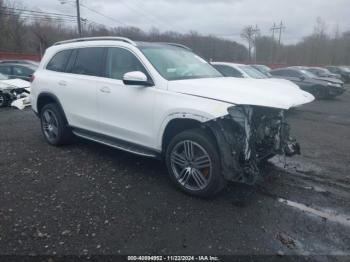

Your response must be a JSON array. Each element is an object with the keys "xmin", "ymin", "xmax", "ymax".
[{"xmin": 165, "ymin": 128, "xmax": 226, "ymax": 197}]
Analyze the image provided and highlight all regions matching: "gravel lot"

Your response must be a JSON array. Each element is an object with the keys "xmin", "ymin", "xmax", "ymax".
[{"xmin": 0, "ymin": 87, "xmax": 350, "ymax": 260}]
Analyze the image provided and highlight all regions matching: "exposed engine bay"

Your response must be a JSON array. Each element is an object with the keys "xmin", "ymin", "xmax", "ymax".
[{"xmin": 205, "ymin": 105, "xmax": 300, "ymax": 184}]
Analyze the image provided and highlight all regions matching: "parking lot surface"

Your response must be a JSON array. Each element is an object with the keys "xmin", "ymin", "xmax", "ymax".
[{"xmin": 0, "ymin": 87, "xmax": 350, "ymax": 260}]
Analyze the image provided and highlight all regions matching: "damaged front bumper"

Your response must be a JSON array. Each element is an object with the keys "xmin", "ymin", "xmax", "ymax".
[
  {"xmin": 204, "ymin": 105, "xmax": 300, "ymax": 184},
  {"xmin": 0, "ymin": 87, "xmax": 31, "ymax": 110}
]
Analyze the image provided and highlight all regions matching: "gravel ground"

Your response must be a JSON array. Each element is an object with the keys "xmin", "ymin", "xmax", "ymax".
[{"xmin": 0, "ymin": 87, "xmax": 350, "ymax": 261}]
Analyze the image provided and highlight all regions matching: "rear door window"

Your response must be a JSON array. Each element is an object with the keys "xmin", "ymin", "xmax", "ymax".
[
  {"xmin": 68, "ymin": 47, "xmax": 105, "ymax": 77},
  {"xmin": 47, "ymin": 50, "xmax": 72, "ymax": 72}
]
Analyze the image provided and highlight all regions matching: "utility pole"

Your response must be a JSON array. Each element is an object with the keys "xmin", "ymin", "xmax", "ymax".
[
  {"xmin": 277, "ymin": 21, "xmax": 286, "ymax": 45},
  {"xmin": 76, "ymin": 0, "xmax": 82, "ymax": 36},
  {"xmin": 252, "ymin": 25, "xmax": 260, "ymax": 62},
  {"xmin": 59, "ymin": 0, "xmax": 82, "ymax": 36},
  {"xmin": 270, "ymin": 21, "xmax": 286, "ymax": 63},
  {"xmin": 271, "ymin": 22, "xmax": 277, "ymax": 40},
  {"xmin": 270, "ymin": 23, "xmax": 277, "ymax": 63}
]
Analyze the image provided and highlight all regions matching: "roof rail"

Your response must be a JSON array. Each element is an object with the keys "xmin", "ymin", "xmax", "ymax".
[
  {"xmin": 160, "ymin": 43, "xmax": 191, "ymax": 50},
  {"xmin": 53, "ymin": 37, "xmax": 137, "ymax": 46}
]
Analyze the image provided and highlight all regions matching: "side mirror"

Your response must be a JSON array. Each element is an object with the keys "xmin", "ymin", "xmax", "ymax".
[
  {"xmin": 299, "ymin": 76, "xmax": 306, "ymax": 81},
  {"xmin": 122, "ymin": 71, "xmax": 153, "ymax": 86}
]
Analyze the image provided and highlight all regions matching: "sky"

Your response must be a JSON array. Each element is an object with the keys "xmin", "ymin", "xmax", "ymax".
[{"xmin": 17, "ymin": 0, "xmax": 350, "ymax": 45}]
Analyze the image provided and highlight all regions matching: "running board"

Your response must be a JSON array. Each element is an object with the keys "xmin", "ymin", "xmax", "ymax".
[{"xmin": 72, "ymin": 128, "xmax": 159, "ymax": 158}]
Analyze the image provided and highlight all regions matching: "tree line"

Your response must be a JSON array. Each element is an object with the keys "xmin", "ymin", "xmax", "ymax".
[
  {"xmin": 253, "ymin": 18, "xmax": 350, "ymax": 66},
  {"xmin": 0, "ymin": 0, "xmax": 247, "ymax": 62},
  {"xmin": 1, "ymin": 0, "xmax": 349, "ymax": 66}
]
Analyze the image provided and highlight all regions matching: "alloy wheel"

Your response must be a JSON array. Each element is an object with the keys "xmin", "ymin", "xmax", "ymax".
[
  {"xmin": 42, "ymin": 109, "xmax": 59, "ymax": 142},
  {"xmin": 170, "ymin": 140, "xmax": 212, "ymax": 191}
]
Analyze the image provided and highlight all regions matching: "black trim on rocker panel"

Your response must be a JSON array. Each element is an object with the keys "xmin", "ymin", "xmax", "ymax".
[{"xmin": 71, "ymin": 127, "xmax": 161, "ymax": 159}]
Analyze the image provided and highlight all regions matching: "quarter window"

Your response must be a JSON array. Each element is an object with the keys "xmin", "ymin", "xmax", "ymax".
[
  {"xmin": 69, "ymin": 47, "xmax": 105, "ymax": 77},
  {"xmin": 105, "ymin": 47, "xmax": 148, "ymax": 80},
  {"xmin": 47, "ymin": 50, "xmax": 72, "ymax": 72}
]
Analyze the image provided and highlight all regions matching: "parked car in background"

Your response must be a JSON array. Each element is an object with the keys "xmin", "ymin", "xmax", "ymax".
[
  {"xmin": 251, "ymin": 64, "xmax": 272, "ymax": 77},
  {"xmin": 270, "ymin": 67, "xmax": 345, "ymax": 99},
  {"xmin": 306, "ymin": 67, "xmax": 342, "ymax": 80},
  {"xmin": 0, "ymin": 63, "xmax": 37, "ymax": 81},
  {"xmin": 0, "ymin": 59, "xmax": 39, "ymax": 66},
  {"xmin": 325, "ymin": 66, "xmax": 350, "ymax": 83},
  {"xmin": 211, "ymin": 62, "xmax": 268, "ymax": 79},
  {"xmin": 30, "ymin": 37, "xmax": 314, "ymax": 197},
  {"xmin": 212, "ymin": 62, "xmax": 301, "ymax": 90}
]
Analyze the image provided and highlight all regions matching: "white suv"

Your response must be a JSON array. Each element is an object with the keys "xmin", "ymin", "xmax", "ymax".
[{"xmin": 31, "ymin": 37, "xmax": 314, "ymax": 197}]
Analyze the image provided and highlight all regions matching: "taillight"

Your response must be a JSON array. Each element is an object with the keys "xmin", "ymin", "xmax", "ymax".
[{"xmin": 29, "ymin": 74, "xmax": 35, "ymax": 83}]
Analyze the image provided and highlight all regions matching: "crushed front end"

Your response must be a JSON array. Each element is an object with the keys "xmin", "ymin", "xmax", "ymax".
[{"xmin": 205, "ymin": 105, "xmax": 300, "ymax": 184}]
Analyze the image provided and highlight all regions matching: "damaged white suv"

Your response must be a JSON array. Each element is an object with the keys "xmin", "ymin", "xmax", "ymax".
[{"xmin": 31, "ymin": 37, "xmax": 314, "ymax": 197}]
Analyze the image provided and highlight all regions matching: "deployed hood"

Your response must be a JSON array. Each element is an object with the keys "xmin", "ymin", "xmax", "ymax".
[{"xmin": 168, "ymin": 77, "xmax": 314, "ymax": 110}]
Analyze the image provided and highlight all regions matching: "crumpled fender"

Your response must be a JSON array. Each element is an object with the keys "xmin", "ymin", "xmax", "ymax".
[{"xmin": 204, "ymin": 105, "xmax": 300, "ymax": 184}]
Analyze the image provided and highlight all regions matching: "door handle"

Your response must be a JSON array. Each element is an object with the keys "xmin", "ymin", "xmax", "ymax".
[
  {"xmin": 58, "ymin": 80, "xmax": 67, "ymax": 86},
  {"xmin": 100, "ymin": 86, "xmax": 111, "ymax": 93}
]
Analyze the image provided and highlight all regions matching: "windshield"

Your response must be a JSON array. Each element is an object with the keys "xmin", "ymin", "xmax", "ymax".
[
  {"xmin": 139, "ymin": 46, "xmax": 222, "ymax": 80},
  {"xmin": 255, "ymin": 65, "xmax": 271, "ymax": 73},
  {"xmin": 300, "ymin": 70, "xmax": 317, "ymax": 78},
  {"xmin": 239, "ymin": 65, "xmax": 268, "ymax": 79}
]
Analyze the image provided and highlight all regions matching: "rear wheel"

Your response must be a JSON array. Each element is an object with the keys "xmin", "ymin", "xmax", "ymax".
[
  {"xmin": 165, "ymin": 128, "xmax": 226, "ymax": 197},
  {"xmin": 40, "ymin": 103, "xmax": 71, "ymax": 146}
]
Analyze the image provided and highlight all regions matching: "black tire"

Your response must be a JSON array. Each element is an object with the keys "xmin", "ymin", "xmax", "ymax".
[
  {"xmin": 165, "ymin": 128, "xmax": 226, "ymax": 198},
  {"xmin": 0, "ymin": 92, "xmax": 9, "ymax": 107},
  {"xmin": 40, "ymin": 103, "xmax": 72, "ymax": 146}
]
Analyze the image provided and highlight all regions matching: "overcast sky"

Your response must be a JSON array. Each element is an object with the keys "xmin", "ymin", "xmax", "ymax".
[{"xmin": 18, "ymin": 0, "xmax": 350, "ymax": 45}]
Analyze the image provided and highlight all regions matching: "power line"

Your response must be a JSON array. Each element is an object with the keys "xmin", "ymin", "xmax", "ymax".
[
  {"xmin": 121, "ymin": 0, "xmax": 189, "ymax": 33},
  {"xmin": 79, "ymin": 3, "xmax": 127, "ymax": 27},
  {"xmin": 3, "ymin": 7, "xmax": 76, "ymax": 18},
  {"xmin": 119, "ymin": 0, "xmax": 174, "ymax": 31},
  {"xmin": 0, "ymin": 10, "xmax": 77, "ymax": 22}
]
